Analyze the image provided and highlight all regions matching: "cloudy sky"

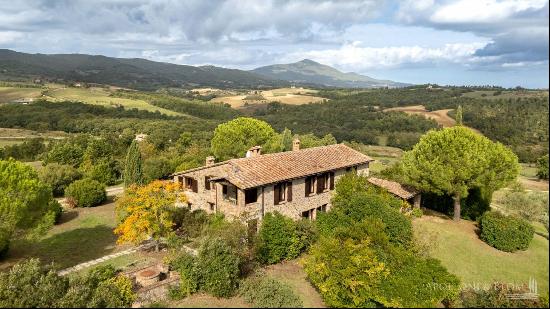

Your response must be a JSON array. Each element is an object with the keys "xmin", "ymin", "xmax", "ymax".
[{"xmin": 1, "ymin": 0, "xmax": 548, "ymax": 87}]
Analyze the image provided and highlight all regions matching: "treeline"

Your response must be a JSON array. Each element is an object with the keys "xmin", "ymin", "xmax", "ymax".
[
  {"xmin": 0, "ymin": 100, "xmax": 217, "ymax": 139},
  {"xmin": 111, "ymin": 91, "xmax": 241, "ymax": 120},
  {"xmin": 255, "ymin": 100, "xmax": 439, "ymax": 150},
  {"xmin": 461, "ymin": 97, "xmax": 549, "ymax": 162}
]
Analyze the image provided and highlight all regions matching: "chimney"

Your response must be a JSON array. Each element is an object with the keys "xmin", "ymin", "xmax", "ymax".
[
  {"xmin": 246, "ymin": 146, "xmax": 262, "ymax": 157},
  {"xmin": 292, "ymin": 138, "xmax": 301, "ymax": 151},
  {"xmin": 205, "ymin": 156, "xmax": 215, "ymax": 166}
]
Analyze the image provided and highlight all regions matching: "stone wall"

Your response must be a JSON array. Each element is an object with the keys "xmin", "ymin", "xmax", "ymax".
[{"xmin": 174, "ymin": 162, "xmax": 370, "ymax": 222}]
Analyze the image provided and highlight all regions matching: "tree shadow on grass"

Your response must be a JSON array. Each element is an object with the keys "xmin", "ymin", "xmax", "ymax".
[
  {"xmin": 57, "ymin": 210, "xmax": 79, "ymax": 224},
  {"xmin": 8, "ymin": 225, "xmax": 120, "ymax": 269}
]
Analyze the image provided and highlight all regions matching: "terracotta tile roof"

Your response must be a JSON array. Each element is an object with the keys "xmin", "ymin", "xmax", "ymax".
[
  {"xmin": 174, "ymin": 144, "xmax": 373, "ymax": 189},
  {"xmin": 367, "ymin": 177, "xmax": 419, "ymax": 199}
]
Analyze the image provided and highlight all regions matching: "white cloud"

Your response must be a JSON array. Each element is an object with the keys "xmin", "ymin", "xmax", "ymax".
[
  {"xmin": 286, "ymin": 41, "xmax": 488, "ymax": 71},
  {"xmin": 0, "ymin": 31, "xmax": 24, "ymax": 44}
]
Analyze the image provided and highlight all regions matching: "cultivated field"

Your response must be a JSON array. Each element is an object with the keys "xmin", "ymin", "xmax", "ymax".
[
  {"xmin": 384, "ymin": 105, "xmax": 456, "ymax": 127},
  {"xmin": 0, "ymin": 127, "xmax": 69, "ymax": 147},
  {"xmin": 211, "ymin": 87, "xmax": 326, "ymax": 108}
]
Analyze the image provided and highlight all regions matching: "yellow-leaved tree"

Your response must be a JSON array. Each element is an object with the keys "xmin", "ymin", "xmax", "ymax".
[{"xmin": 114, "ymin": 180, "xmax": 184, "ymax": 251}]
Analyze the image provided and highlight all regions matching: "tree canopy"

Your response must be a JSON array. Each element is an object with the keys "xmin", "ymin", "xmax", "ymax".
[
  {"xmin": 211, "ymin": 117, "xmax": 276, "ymax": 160},
  {"xmin": 0, "ymin": 159, "xmax": 55, "ymax": 256},
  {"xmin": 401, "ymin": 127, "xmax": 519, "ymax": 220},
  {"xmin": 114, "ymin": 180, "xmax": 182, "ymax": 250},
  {"xmin": 123, "ymin": 140, "xmax": 143, "ymax": 187}
]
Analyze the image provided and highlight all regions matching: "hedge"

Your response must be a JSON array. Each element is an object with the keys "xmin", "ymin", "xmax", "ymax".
[
  {"xmin": 479, "ymin": 211, "xmax": 534, "ymax": 252},
  {"xmin": 65, "ymin": 178, "xmax": 106, "ymax": 207}
]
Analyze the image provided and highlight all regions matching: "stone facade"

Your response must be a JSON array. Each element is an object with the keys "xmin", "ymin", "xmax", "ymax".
[{"xmin": 173, "ymin": 162, "xmax": 370, "ymax": 223}]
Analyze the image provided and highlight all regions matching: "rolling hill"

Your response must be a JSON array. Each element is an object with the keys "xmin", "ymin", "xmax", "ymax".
[
  {"xmin": 0, "ymin": 49, "xmax": 287, "ymax": 90},
  {"xmin": 252, "ymin": 59, "xmax": 410, "ymax": 88}
]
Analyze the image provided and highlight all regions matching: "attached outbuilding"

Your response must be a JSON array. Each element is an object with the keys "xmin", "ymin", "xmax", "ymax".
[{"xmin": 367, "ymin": 177, "xmax": 421, "ymax": 208}]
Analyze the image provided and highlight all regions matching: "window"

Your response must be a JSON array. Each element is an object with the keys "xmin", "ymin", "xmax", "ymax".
[
  {"xmin": 317, "ymin": 204, "xmax": 327, "ymax": 213},
  {"xmin": 274, "ymin": 182, "xmax": 292, "ymax": 205},
  {"xmin": 222, "ymin": 184, "xmax": 228, "ymax": 195},
  {"xmin": 205, "ymin": 176, "xmax": 211, "ymax": 190},
  {"xmin": 305, "ymin": 176, "xmax": 316, "ymax": 196},
  {"xmin": 245, "ymin": 188, "xmax": 258, "ymax": 204},
  {"xmin": 185, "ymin": 177, "xmax": 198, "ymax": 193},
  {"xmin": 208, "ymin": 202, "xmax": 215, "ymax": 212}
]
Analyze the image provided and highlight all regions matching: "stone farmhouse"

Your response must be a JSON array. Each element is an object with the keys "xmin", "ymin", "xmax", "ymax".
[{"xmin": 172, "ymin": 140, "xmax": 373, "ymax": 228}]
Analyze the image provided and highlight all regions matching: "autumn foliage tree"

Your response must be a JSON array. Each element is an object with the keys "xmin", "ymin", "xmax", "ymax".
[
  {"xmin": 401, "ymin": 127, "xmax": 519, "ymax": 221},
  {"xmin": 114, "ymin": 180, "xmax": 184, "ymax": 251}
]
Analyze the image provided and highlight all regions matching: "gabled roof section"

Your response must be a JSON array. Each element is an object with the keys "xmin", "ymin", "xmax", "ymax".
[
  {"xmin": 226, "ymin": 144, "xmax": 372, "ymax": 189},
  {"xmin": 173, "ymin": 144, "xmax": 373, "ymax": 189},
  {"xmin": 367, "ymin": 177, "xmax": 419, "ymax": 200}
]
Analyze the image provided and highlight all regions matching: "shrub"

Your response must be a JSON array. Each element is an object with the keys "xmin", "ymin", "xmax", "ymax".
[
  {"xmin": 257, "ymin": 212, "xmax": 316, "ymax": 264},
  {"xmin": 168, "ymin": 252, "xmax": 199, "ymax": 299},
  {"xmin": 325, "ymin": 188, "xmax": 413, "ymax": 247},
  {"xmin": 90, "ymin": 275, "xmax": 136, "ymax": 308},
  {"xmin": 65, "ymin": 178, "xmax": 106, "ymax": 207},
  {"xmin": 240, "ymin": 274, "xmax": 303, "ymax": 308},
  {"xmin": 47, "ymin": 199, "xmax": 63, "ymax": 224},
  {"xmin": 304, "ymin": 219, "xmax": 461, "ymax": 308},
  {"xmin": 461, "ymin": 282, "xmax": 549, "ymax": 308},
  {"xmin": 537, "ymin": 154, "xmax": 549, "ymax": 180},
  {"xmin": 0, "ymin": 259, "xmax": 69, "ymax": 308},
  {"xmin": 81, "ymin": 159, "xmax": 119, "ymax": 185},
  {"xmin": 411, "ymin": 207, "xmax": 423, "ymax": 218},
  {"xmin": 195, "ymin": 237, "xmax": 240, "ymax": 298},
  {"xmin": 479, "ymin": 211, "xmax": 534, "ymax": 252},
  {"xmin": 38, "ymin": 163, "xmax": 82, "ymax": 197}
]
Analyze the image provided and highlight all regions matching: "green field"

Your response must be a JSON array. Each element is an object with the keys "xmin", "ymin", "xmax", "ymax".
[
  {"xmin": 44, "ymin": 87, "xmax": 184, "ymax": 116},
  {"xmin": 414, "ymin": 214, "xmax": 549, "ymax": 293},
  {"xmin": 0, "ymin": 86, "xmax": 43, "ymax": 103}
]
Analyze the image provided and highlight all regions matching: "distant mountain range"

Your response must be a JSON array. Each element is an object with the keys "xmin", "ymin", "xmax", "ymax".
[
  {"xmin": 252, "ymin": 59, "xmax": 409, "ymax": 88},
  {"xmin": 0, "ymin": 49, "xmax": 409, "ymax": 90}
]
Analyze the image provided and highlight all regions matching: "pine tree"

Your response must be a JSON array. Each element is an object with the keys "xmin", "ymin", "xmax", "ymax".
[
  {"xmin": 123, "ymin": 140, "xmax": 143, "ymax": 187},
  {"xmin": 455, "ymin": 105, "xmax": 463, "ymax": 126}
]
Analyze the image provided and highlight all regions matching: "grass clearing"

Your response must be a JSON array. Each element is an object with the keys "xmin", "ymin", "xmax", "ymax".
[
  {"xmin": 265, "ymin": 260, "xmax": 326, "ymax": 308},
  {"xmin": 44, "ymin": 87, "xmax": 184, "ymax": 116},
  {"xmin": 0, "ymin": 199, "xmax": 131, "ymax": 271},
  {"xmin": 413, "ymin": 213, "xmax": 549, "ymax": 292},
  {"xmin": 384, "ymin": 105, "xmax": 458, "ymax": 128},
  {"xmin": 0, "ymin": 87, "xmax": 43, "ymax": 103}
]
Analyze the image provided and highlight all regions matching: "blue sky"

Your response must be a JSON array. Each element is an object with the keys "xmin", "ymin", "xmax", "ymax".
[{"xmin": 0, "ymin": 0, "xmax": 548, "ymax": 88}]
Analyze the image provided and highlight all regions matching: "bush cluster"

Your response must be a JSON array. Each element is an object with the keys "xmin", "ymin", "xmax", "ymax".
[
  {"xmin": 65, "ymin": 178, "xmax": 106, "ymax": 207},
  {"xmin": 169, "ymin": 237, "xmax": 241, "ymax": 299},
  {"xmin": 256, "ymin": 212, "xmax": 317, "ymax": 265},
  {"xmin": 479, "ymin": 211, "xmax": 534, "ymax": 252},
  {"xmin": 240, "ymin": 274, "xmax": 303, "ymax": 308},
  {"xmin": 0, "ymin": 259, "xmax": 135, "ymax": 308}
]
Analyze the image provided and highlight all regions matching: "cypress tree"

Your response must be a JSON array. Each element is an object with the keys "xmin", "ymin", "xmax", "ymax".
[
  {"xmin": 455, "ymin": 105, "xmax": 463, "ymax": 126},
  {"xmin": 124, "ymin": 140, "xmax": 143, "ymax": 187}
]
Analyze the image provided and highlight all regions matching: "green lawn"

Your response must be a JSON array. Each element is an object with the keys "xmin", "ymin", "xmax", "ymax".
[
  {"xmin": 414, "ymin": 214, "xmax": 549, "ymax": 293},
  {"xmin": 1, "ymin": 200, "xmax": 131, "ymax": 271}
]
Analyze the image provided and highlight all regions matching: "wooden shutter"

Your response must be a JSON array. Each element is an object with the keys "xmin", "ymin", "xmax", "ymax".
[
  {"xmin": 317, "ymin": 175, "xmax": 325, "ymax": 193},
  {"xmin": 274, "ymin": 184, "xmax": 280, "ymax": 205},
  {"xmin": 205, "ymin": 176, "xmax": 211, "ymax": 190},
  {"xmin": 287, "ymin": 182, "xmax": 292, "ymax": 202},
  {"xmin": 329, "ymin": 172, "xmax": 335, "ymax": 190},
  {"xmin": 305, "ymin": 177, "xmax": 311, "ymax": 196},
  {"xmin": 192, "ymin": 179, "xmax": 198, "ymax": 192}
]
